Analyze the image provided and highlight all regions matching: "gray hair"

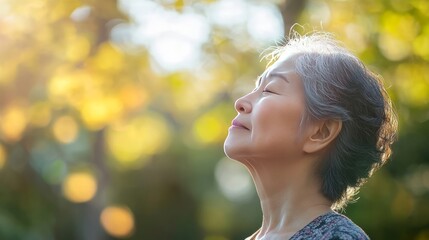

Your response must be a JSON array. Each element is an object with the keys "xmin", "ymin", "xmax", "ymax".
[{"xmin": 266, "ymin": 32, "xmax": 398, "ymax": 210}]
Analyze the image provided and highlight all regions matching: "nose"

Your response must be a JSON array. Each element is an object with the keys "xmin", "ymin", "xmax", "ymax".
[{"xmin": 234, "ymin": 95, "xmax": 252, "ymax": 113}]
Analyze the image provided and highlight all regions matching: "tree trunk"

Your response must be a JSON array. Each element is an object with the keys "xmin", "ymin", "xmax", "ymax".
[{"xmin": 278, "ymin": 0, "xmax": 308, "ymax": 37}]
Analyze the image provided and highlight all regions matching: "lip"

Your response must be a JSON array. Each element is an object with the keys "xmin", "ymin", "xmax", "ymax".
[{"xmin": 231, "ymin": 119, "xmax": 249, "ymax": 130}]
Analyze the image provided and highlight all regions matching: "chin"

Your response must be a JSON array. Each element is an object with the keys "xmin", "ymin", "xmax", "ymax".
[
  {"xmin": 223, "ymin": 139, "xmax": 234, "ymax": 159},
  {"xmin": 223, "ymin": 138, "xmax": 246, "ymax": 162},
  {"xmin": 223, "ymin": 137, "xmax": 238, "ymax": 160}
]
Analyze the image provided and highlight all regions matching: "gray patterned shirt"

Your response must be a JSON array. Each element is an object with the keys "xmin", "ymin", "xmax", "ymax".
[
  {"xmin": 246, "ymin": 211, "xmax": 369, "ymax": 240},
  {"xmin": 290, "ymin": 211, "xmax": 369, "ymax": 240}
]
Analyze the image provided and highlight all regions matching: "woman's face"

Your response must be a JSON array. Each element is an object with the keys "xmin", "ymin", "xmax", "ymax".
[{"xmin": 224, "ymin": 55, "xmax": 309, "ymax": 163}]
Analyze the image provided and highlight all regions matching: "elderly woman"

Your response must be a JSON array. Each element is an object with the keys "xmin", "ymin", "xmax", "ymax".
[{"xmin": 224, "ymin": 32, "xmax": 397, "ymax": 240}]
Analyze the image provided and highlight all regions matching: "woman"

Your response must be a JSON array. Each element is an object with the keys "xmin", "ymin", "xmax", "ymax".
[{"xmin": 224, "ymin": 32, "xmax": 397, "ymax": 239}]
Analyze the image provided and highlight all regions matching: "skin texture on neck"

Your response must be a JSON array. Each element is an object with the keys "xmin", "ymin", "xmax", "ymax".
[{"xmin": 243, "ymin": 155, "xmax": 333, "ymax": 240}]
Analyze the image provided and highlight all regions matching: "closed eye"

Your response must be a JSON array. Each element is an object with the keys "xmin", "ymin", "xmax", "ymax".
[{"xmin": 262, "ymin": 88, "xmax": 277, "ymax": 94}]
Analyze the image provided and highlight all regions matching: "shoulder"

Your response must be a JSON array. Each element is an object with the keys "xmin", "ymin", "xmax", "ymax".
[
  {"xmin": 291, "ymin": 211, "xmax": 369, "ymax": 240},
  {"xmin": 320, "ymin": 212, "xmax": 369, "ymax": 240}
]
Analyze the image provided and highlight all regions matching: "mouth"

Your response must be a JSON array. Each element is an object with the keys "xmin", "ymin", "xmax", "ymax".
[{"xmin": 231, "ymin": 119, "xmax": 249, "ymax": 130}]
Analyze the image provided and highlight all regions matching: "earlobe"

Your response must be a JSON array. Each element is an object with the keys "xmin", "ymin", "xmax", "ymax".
[{"xmin": 303, "ymin": 120, "xmax": 342, "ymax": 154}]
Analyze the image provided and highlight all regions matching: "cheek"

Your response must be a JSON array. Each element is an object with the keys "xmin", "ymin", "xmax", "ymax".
[
  {"xmin": 252, "ymin": 100, "xmax": 305, "ymax": 146},
  {"xmin": 256, "ymin": 98, "xmax": 304, "ymax": 129}
]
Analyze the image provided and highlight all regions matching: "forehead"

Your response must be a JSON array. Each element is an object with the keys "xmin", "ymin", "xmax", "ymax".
[
  {"xmin": 256, "ymin": 55, "xmax": 304, "ymax": 91},
  {"xmin": 271, "ymin": 52, "xmax": 302, "ymax": 70},
  {"xmin": 260, "ymin": 52, "xmax": 301, "ymax": 80}
]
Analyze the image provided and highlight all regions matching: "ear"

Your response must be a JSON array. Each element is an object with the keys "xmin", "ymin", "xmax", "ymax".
[{"xmin": 303, "ymin": 119, "xmax": 342, "ymax": 154}]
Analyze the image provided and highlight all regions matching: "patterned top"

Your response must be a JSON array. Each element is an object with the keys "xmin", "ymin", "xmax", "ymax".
[
  {"xmin": 247, "ymin": 211, "xmax": 369, "ymax": 240},
  {"xmin": 290, "ymin": 211, "xmax": 369, "ymax": 240}
]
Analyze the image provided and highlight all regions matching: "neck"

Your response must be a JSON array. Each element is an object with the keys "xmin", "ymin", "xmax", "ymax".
[{"xmin": 242, "ymin": 157, "xmax": 333, "ymax": 239}]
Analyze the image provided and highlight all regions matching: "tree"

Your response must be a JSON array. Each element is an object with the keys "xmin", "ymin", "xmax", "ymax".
[{"xmin": 0, "ymin": 0, "xmax": 428, "ymax": 239}]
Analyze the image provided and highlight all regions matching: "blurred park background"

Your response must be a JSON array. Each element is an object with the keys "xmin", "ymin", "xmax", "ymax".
[{"xmin": 0, "ymin": 0, "xmax": 428, "ymax": 239}]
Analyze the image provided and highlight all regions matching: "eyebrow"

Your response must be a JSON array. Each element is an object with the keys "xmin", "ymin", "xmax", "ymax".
[
  {"xmin": 267, "ymin": 71, "xmax": 290, "ymax": 83},
  {"xmin": 255, "ymin": 71, "xmax": 290, "ymax": 87}
]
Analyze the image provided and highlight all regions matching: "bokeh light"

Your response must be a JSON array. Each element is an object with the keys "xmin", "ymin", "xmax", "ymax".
[
  {"xmin": 246, "ymin": 3, "xmax": 284, "ymax": 44},
  {"xmin": 118, "ymin": 84, "xmax": 148, "ymax": 111},
  {"xmin": 62, "ymin": 172, "xmax": 97, "ymax": 203},
  {"xmin": 52, "ymin": 115, "xmax": 79, "ymax": 144},
  {"xmin": 70, "ymin": 5, "xmax": 91, "ymax": 22},
  {"xmin": 394, "ymin": 63, "xmax": 429, "ymax": 106},
  {"xmin": 207, "ymin": 0, "xmax": 247, "ymax": 28},
  {"xmin": 29, "ymin": 102, "xmax": 52, "ymax": 127},
  {"xmin": 115, "ymin": 0, "xmax": 210, "ymax": 72},
  {"xmin": 90, "ymin": 43, "xmax": 124, "ymax": 73},
  {"xmin": 0, "ymin": 105, "xmax": 27, "ymax": 142},
  {"xmin": 203, "ymin": 236, "xmax": 229, "ymax": 240},
  {"xmin": 0, "ymin": 0, "xmax": 428, "ymax": 239},
  {"xmin": 413, "ymin": 30, "xmax": 429, "ymax": 60},
  {"xmin": 0, "ymin": 144, "xmax": 7, "ymax": 169},
  {"xmin": 48, "ymin": 70, "xmax": 81, "ymax": 106},
  {"xmin": 193, "ymin": 114, "xmax": 225, "ymax": 144},
  {"xmin": 215, "ymin": 158, "xmax": 253, "ymax": 201},
  {"xmin": 199, "ymin": 196, "xmax": 232, "ymax": 233},
  {"xmin": 107, "ymin": 113, "xmax": 171, "ymax": 166},
  {"xmin": 80, "ymin": 96, "xmax": 123, "ymax": 130},
  {"xmin": 192, "ymin": 104, "xmax": 231, "ymax": 145},
  {"xmin": 307, "ymin": 1, "xmax": 331, "ymax": 25},
  {"xmin": 378, "ymin": 11, "xmax": 418, "ymax": 61},
  {"xmin": 405, "ymin": 166, "xmax": 429, "ymax": 196},
  {"xmin": 65, "ymin": 35, "xmax": 91, "ymax": 62},
  {"xmin": 100, "ymin": 205, "xmax": 135, "ymax": 238}
]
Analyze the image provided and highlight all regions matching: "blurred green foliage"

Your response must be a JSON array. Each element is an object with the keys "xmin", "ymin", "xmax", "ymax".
[{"xmin": 0, "ymin": 0, "xmax": 428, "ymax": 239}]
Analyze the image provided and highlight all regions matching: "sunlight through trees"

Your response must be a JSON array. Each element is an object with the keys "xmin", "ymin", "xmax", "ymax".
[{"xmin": 0, "ymin": 0, "xmax": 428, "ymax": 239}]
